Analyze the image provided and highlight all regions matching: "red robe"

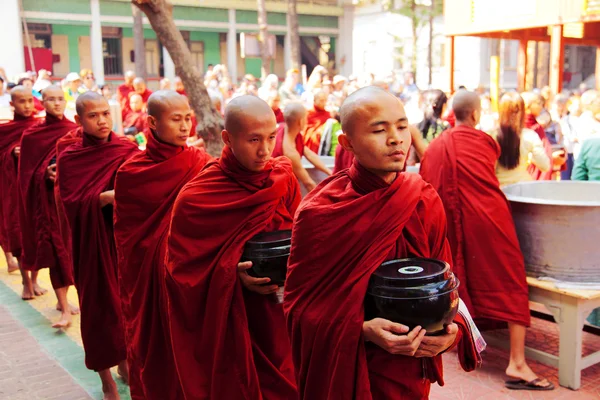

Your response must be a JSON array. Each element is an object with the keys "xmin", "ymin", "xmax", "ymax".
[
  {"xmin": 284, "ymin": 161, "xmax": 478, "ymax": 399},
  {"xmin": 419, "ymin": 125, "xmax": 530, "ymax": 328},
  {"xmin": 525, "ymin": 114, "xmax": 553, "ymax": 181},
  {"xmin": 165, "ymin": 146, "xmax": 300, "ymax": 399},
  {"xmin": 57, "ymin": 132, "xmax": 139, "ymax": 371},
  {"xmin": 273, "ymin": 108, "xmax": 284, "ymax": 124},
  {"xmin": 0, "ymin": 114, "xmax": 39, "ymax": 255},
  {"xmin": 272, "ymin": 124, "xmax": 304, "ymax": 158},
  {"xmin": 114, "ymin": 132, "xmax": 211, "ymax": 400},
  {"xmin": 18, "ymin": 115, "xmax": 77, "ymax": 289},
  {"xmin": 118, "ymin": 84, "xmax": 134, "ymax": 119},
  {"xmin": 304, "ymin": 108, "xmax": 331, "ymax": 153},
  {"xmin": 333, "ymin": 144, "xmax": 354, "ymax": 173},
  {"xmin": 123, "ymin": 111, "xmax": 148, "ymax": 134}
]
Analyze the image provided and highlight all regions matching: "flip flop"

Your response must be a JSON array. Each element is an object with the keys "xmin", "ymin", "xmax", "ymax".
[{"xmin": 505, "ymin": 378, "xmax": 555, "ymax": 391}]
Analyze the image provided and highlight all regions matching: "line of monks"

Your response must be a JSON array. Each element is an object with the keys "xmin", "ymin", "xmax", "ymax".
[{"xmin": 0, "ymin": 84, "xmax": 553, "ymax": 400}]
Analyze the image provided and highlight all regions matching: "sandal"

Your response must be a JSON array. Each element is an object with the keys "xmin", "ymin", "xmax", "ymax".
[{"xmin": 505, "ymin": 378, "xmax": 555, "ymax": 391}]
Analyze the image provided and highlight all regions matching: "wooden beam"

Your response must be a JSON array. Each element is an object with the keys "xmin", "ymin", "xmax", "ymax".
[
  {"xmin": 518, "ymin": 39, "xmax": 528, "ymax": 92},
  {"xmin": 446, "ymin": 36, "xmax": 455, "ymax": 93},
  {"xmin": 549, "ymin": 25, "xmax": 564, "ymax": 95}
]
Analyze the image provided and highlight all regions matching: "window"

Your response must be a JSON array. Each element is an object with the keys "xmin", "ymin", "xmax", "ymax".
[
  {"xmin": 190, "ymin": 41, "xmax": 205, "ymax": 74},
  {"xmin": 103, "ymin": 38, "xmax": 123, "ymax": 75},
  {"xmin": 26, "ymin": 23, "xmax": 51, "ymax": 49}
]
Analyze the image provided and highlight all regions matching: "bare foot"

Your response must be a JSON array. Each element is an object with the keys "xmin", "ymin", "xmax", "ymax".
[
  {"xmin": 506, "ymin": 362, "xmax": 550, "ymax": 386},
  {"xmin": 7, "ymin": 258, "xmax": 19, "ymax": 273},
  {"xmin": 56, "ymin": 302, "xmax": 80, "ymax": 315},
  {"xmin": 102, "ymin": 382, "xmax": 120, "ymax": 400},
  {"xmin": 51, "ymin": 311, "xmax": 72, "ymax": 329},
  {"xmin": 33, "ymin": 283, "xmax": 47, "ymax": 296},
  {"xmin": 117, "ymin": 361, "xmax": 129, "ymax": 385},
  {"xmin": 21, "ymin": 286, "xmax": 34, "ymax": 300}
]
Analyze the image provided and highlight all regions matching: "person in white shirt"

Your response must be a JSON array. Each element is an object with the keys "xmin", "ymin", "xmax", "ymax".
[
  {"xmin": 0, "ymin": 76, "xmax": 11, "ymax": 108},
  {"xmin": 493, "ymin": 92, "xmax": 551, "ymax": 187}
]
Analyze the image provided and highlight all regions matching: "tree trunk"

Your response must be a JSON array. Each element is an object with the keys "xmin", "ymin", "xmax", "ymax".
[
  {"xmin": 132, "ymin": 0, "xmax": 223, "ymax": 156},
  {"xmin": 410, "ymin": 0, "xmax": 418, "ymax": 81},
  {"xmin": 427, "ymin": 0, "xmax": 434, "ymax": 86},
  {"xmin": 257, "ymin": 0, "xmax": 271, "ymax": 78},
  {"xmin": 132, "ymin": 4, "xmax": 147, "ymax": 80},
  {"xmin": 287, "ymin": 0, "xmax": 301, "ymax": 70}
]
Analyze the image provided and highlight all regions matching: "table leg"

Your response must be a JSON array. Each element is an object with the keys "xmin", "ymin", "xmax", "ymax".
[{"xmin": 557, "ymin": 296, "xmax": 585, "ymax": 390}]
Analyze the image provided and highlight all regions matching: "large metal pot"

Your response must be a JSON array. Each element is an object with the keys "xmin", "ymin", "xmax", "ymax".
[
  {"xmin": 300, "ymin": 156, "xmax": 335, "ymax": 197},
  {"xmin": 503, "ymin": 181, "xmax": 600, "ymax": 283}
]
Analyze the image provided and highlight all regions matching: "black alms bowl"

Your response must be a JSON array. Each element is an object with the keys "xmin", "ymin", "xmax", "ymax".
[
  {"xmin": 364, "ymin": 258, "xmax": 460, "ymax": 335},
  {"xmin": 241, "ymin": 230, "xmax": 292, "ymax": 286}
]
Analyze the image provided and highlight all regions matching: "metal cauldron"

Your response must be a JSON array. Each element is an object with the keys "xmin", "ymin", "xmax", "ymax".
[
  {"xmin": 503, "ymin": 181, "xmax": 600, "ymax": 283},
  {"xmin": 301, "ymin": 156, "xmax": 335, "ymax": 197}
]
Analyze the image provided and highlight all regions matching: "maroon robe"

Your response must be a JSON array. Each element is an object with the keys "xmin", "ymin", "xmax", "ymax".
[
  {"xmin": 123, "ymin": 111, "xmax": 148, "ymax": 134},
  {"xmin": 57, "ymin": 131, "xmax": 139, "ymax": 371},
  {"xmin": 272, "ymin": 124, "xmax": 304, "ymax": 158},
  {"xmin": 18, "ymin": 114, "xmax": 77, "ymax": 288},
  {"xmin": 0, "ymin": 114, "xmax": 39, "ymax": 255},
  {"xmin": 419, "ymin": 125, "xmax": 530, "ymax": 328},
  {"xmin": 284, "ymin": 161, "xmax": 477, "ymax": 399},
  {"xmin": 333, "ymin": 143, "xmax": 354, "ymax": 173},
  {"xmin": 114, "ymin": 132, "xmax": 211, "ymax": 399},
  {"xmin": 525, "ymin": 113, "xmax": 554, "ymax": 181},
  {"xmin": 165, "ymin": 146, "xmax": 300, "ymax": 399}
]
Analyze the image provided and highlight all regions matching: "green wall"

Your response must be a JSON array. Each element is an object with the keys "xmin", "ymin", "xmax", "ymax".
[
  {"xmin": 121, "ymin": 28, "xmax": 157, "ymax": 39},
  {"xmin": 23, "ymin": 0, "xmax": 90, "ymax": 14},
  {"xmin": 190, "ymin": 32, "xmax": 221, "ymax": 70},
  {"xmin": 52, "ymin": 24, "xmax": 90, "ymax": 72}
]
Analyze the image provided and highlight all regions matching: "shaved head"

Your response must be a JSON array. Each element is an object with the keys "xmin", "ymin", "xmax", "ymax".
[
  {"xmin": 224, "ymin": 95, "xmax": 274, "ymax": 135},
  {"xmin": 337, "ymin": 85, "xmax": 410, "ymax": 183},
  {"xmin": 147, "ymin": 90, "xmax": 192, "ymax": 146},
  {"xmin": 222, "ymin": 95, "xmax": 278, "ymax": 172},
  {"xmin": 42, "ymin": 85, "xmax": 63, "ymax": 100},
  {"xmin": 340, "ymin": 86, "xmax": 400, "ymax": 136},
  {"xmin": 284, "ymin": 102, "xmax": 307, "ymax": 126},
  {"xmin": 451, "ymin": 90, "xmax": 481, "ymax": 122},
  {"xmin": 41, "ymin": 85, "xmax": 66, "ymax": 118},
  {"xmin": 10, "ymin": 85, "xmax": 32, "ymax": 101},
  {"xmin": 75, "ymin": 91, "xmax": 107, "ymax": 116},
  {"xmin": 147, "ymin": 90, "xmax": 189, "ymax": 119}
]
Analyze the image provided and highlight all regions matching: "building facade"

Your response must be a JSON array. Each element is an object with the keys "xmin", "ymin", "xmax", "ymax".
[{"xmin": 3, "ymin": 0, "xmax": 355, "ymax": 86}]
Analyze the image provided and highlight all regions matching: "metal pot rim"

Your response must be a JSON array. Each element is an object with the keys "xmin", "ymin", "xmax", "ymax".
[{"xmin": 503, "ymin": 181, "xmax": 600, "ymax": 207}]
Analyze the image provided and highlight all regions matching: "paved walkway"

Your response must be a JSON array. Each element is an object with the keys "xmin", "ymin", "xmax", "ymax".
[{"xmin": 1, "ymin": 256, "xmax": 600, "ymax": 399}]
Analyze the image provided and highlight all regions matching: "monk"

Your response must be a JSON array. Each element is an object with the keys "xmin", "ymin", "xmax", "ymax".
[
  {"xmin": 304, "ymin": 91, "xmax": 332, "ymax": 153},
  {"xmin": 114, "ymin": 91, "xmax": 212, "ymax": 399},
  {"xmin": 123, "ymin": 94, "xmax": 148, "ymax": 134},
  {"xmin": 284, "ymin": 86, "xmax": 480, "ymax": 399},
  {"xmin": 117, "ymin": 70, "xmax": 136, "ymax": 119},
  {"xmin": 419, "ymin": 90, "xmax": 553, "ymax": 391},
  {"xmin": 56, "ymin": 92, "xmax": 139, "ymax": 400},
  {"xmin": 272, "ymin": 102, "xmax": 332, "ymax": 191},
  {"xmin": 17, "ymin": 85, "xmax": 79, "ymax": 327},
  {"xmin": 165, "ymin": 95, "xmax": 299, "ymax": 399},
  {"xmin": 0, "ymin": 86, "xmax": 43, "ymax": 298},
  {"xmin": 266, "ymin": 91, "xmax": 285, "ymax": 124}
]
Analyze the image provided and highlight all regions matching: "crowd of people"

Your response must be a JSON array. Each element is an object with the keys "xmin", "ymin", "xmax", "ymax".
[{"xmin": 1, "ymin": 62, "xmax": 599, "ymax": 400}]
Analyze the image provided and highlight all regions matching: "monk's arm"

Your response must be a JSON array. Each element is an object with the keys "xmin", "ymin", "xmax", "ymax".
[
  {"xmin": 409, "ymin": 125, "xmax": 428, "ymax": 159},
  {"xmin": 99, "ymin": 190, "xmax": 115, "ymax": 208},
  {"xmin": 284, "ymin": 145, "xmax": 317, "ymax": 192},
  {"xmin": 303, "ymin": 147, "xmax": 333, "ymax": 176}
]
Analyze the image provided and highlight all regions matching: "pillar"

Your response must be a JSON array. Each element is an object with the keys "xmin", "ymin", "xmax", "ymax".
[
  {"xmin": 517, "ymin": 39, "xmax": 528, "ymax": 93},
  {"xmin": 596, "ymin": 47, "xmax": 600, "ymax": 91},
  {"xmin": 1, "ymin": 0, "xmax": 25, "ymax": 79},
  {"xmin": 227, "ymin": 9, "xmax": 238, "ymax": 84},
  {"xmin": 163, "ymin": 46, "xmax": 176, "ymax": 81},
  {"xmin": 446, "ymin": 36, "xmax": 455, "ymax": 93},
  {"xmin": 90, "ymin": 0, "xmax": 105, "ymax": 85},
  {"xmin": 284, "ymin": 28, "xmax": 292, "ymax": 72},
  {"xmin": 549, "ymin": 24, "xmax": 564, "ymax": 95},
  {"xmin": 490, "ymin": 56, "xmax": 500, "ymax": 112},
  {"xmin": 337, "ymin": 5, "xmax": 354, "ymax": 77}
]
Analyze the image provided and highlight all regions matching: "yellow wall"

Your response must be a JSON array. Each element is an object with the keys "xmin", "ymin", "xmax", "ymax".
[
  {"xmin": 51, "ymin": 35, "xmax": 70, "ymax": 76},
  {"xmin": 78, "ymin": 36, "xmax": 92, "ymax": 70}
]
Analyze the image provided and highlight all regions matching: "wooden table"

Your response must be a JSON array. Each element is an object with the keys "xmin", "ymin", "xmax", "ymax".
[{"xmin": 485, "ymin": 277, "xmax": 600, "ymax": 390}]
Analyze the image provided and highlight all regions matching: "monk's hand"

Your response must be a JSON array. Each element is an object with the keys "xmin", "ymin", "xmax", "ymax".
[
  {"xmin": 99, "ymin": 190, "xmax": 115, "ymax": 208},
  {"xmin": 362, "ymin": 318, "xmax": 426, "ymax": 356},
  {"xmin": 13, "ymin": 146, "xmax": 20, "ymax": 158},
  {"xmin": 237, "ymin": 261, "xmax": 279, "ymax": 295},
  {"xmin": 414, "ymin": 323, "xmax": 459, "ymax": 358},
  {"xmin": 46, "ymin": 164, "xmax": 57, "ymax": 182},
  {"xmin": 552, "ymin": 150, "xmax": 567, "ymax": 167}
]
